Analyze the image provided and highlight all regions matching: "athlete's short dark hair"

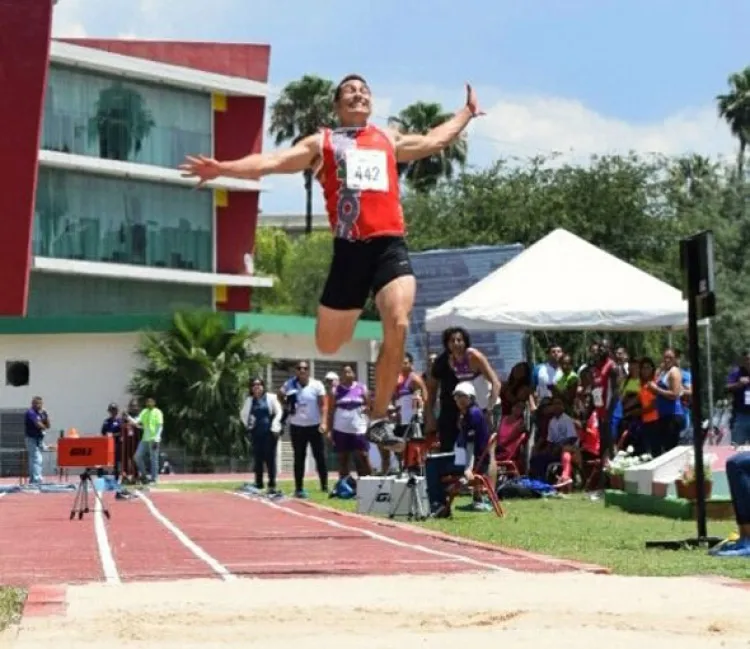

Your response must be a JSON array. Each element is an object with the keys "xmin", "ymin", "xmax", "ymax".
[{"xmin": 334, "ymin": 74, "xmax": 368, "ymax": 101}]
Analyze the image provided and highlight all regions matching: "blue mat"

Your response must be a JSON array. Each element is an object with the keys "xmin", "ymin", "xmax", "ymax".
[
  {"xmin": 0, "ymin": 485, "xmax": 21, "ymax": 494},
  {"xmin": 18, "ymin": 482, "xmax": 77, "ymax": 493}
]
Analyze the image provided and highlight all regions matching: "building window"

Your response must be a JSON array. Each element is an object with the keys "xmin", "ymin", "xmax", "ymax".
[
  {"xmin": 34, "ymin": 168, "xmax": 213, "ymax": 272},
  {"xmin": 42, "ymin": 65, "xmax": 212, "ymax": 168},
  {"xmin": 27, "ymin": 274, "xmax": 213, "ymax": 316}
]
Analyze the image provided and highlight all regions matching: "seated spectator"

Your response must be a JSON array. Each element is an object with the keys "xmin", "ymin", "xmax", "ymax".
[
  {"xmin": 529, "ymin": 396, "xmax": 577, "ymax": 487},
  {"xmin": 496, "ymin": 400, "xmax": 527, "ymax": 464},
  {"xmin": 709, "ymin": 451, "xmax": 750, "ymax": 558},
  {"xmin": 453, "ymin": 381, "xmax": 493, "ymax": 512}
]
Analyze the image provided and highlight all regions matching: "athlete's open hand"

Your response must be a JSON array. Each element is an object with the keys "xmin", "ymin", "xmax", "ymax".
[
  {"xmin": 465, "ymin": 83, "xmax": 485, "ymax": 118},
  {"xmin": 179, "ymin": 155, "xmax": 222, "ymax": 187}
]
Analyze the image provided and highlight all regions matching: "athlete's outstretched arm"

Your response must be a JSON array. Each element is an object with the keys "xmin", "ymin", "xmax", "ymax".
[
  {"xmin": 179, "ymin": 134, "xmax": 320, "ymax": 185},
  {"xmin": 391, "ymin": 83, "xmax": 482, "ymax": 163},
  {"xmin": 223, "ymin": 134, "xmax": 320, "ymax": 177}
]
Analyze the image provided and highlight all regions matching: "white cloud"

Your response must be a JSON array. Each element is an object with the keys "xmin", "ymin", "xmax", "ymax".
[{"xmin": 473, "ymin": 94, "xmax": 735, "ymax": 163}]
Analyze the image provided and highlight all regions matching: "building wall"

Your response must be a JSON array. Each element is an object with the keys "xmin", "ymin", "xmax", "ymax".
[
  {"xmin": 0, "ymin": 332, "xmax": 373, "ymax": 439},
  {"xmin": 0, "ymin": 0, "xmax": 54, "ymax": 316}
]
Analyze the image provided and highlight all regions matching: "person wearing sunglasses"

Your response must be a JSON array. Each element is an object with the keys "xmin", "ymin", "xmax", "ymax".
[{"xmin": 278, "ymin": 362, "xmax": 329, "ymax": 498}]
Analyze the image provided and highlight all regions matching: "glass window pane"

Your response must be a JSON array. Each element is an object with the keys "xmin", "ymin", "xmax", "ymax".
[
  {"xmin": 27, "ymin": 273, "xmax": 213, "ymax": 316},
  {"xmin": 42, "ymin": 65, "xmax": 212, "ymax": 168},
  {"xmin": 34, "ymin": 168, "xmax": 213, "ymax": 272}
]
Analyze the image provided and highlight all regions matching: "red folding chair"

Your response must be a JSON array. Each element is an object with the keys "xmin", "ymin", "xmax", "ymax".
[{"xmin": 442, "ymin": 433, "xmax": 505, "ymax": 518}]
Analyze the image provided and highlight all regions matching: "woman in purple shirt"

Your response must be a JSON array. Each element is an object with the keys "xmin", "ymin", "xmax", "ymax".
[{"xmin": 329, "ymin": 365, "xmax": 372, "ymax": 480}]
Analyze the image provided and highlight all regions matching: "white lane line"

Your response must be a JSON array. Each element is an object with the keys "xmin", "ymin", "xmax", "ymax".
[
  {"xmin": 231, "ymin": 492, "xmax": 512, "ymax": 573},
  {"xmin": 93, "ymin": 489, "xmax": 121, "ymax": 585},
  {"xmin": 136, "ymin": 491, "xmax": 236, "ymax": 581}
]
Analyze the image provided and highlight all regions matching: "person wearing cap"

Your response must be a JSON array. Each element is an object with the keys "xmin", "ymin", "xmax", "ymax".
[
  {"xmin": 101, "ymin": 402, "xmax": 124, "ymax": 477},
  {"xmin": 453, "ymin": 381, "xmax": 493, "ymax": 512}
]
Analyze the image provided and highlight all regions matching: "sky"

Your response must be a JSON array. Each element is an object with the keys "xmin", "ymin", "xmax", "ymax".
[{"xmin": 52, "ymin": 0, "xmax": 747, "ymax": 215}]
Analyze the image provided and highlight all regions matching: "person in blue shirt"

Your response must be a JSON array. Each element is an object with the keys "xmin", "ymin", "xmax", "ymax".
[
  {"xmin": 453, "ymin": 381, "xmax": 492, "ymax": 512},
  {"xmin": 726, "ymin": 351, "xmax": 750, "ymax": 446},
  {"xmin": 709, "ymin": 451, "xmax": 750, "ymax": 558},
  {"xmin": 674, "ymin": 349, "xmax": 693, "ymax": 436},
  {"xmin": 24, "ymin": 396, "xmax": 49, "ymax": 485},
  {"xmin": 101, "ymin": 403, "xmax": 123, "ymax": 477}
]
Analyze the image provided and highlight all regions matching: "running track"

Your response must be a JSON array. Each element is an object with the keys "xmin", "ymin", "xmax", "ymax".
[{"xmin": 0, "ymin": 490, "xmax": 605, "ymax": 587}]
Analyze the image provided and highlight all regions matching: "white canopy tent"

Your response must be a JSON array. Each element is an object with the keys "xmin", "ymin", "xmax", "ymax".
[{"xmin": 425, "ymin": 228, "xmax": 689, "ymax": 333}]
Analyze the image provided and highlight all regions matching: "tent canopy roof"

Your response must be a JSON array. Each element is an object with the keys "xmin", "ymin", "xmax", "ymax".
[{"xmin": 424, "ymin": 228, "xmax": 688, "ymax": 332}]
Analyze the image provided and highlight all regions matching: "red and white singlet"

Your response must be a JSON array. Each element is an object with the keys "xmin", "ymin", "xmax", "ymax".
[
  {"xmin": 317, "ymin": 125, "xmax": 404, "ymax": 241},
  {"xmin": 591, "ymin": 358, "xmax": 615, "ymax": 420}
]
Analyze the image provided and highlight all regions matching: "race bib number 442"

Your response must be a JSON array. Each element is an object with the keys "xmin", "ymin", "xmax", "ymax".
[{"xmin": 345, "ymin": 149, "xmax": 389, "ymax": 192}]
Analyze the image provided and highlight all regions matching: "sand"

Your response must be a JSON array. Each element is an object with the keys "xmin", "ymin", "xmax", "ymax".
[{"xmin": 10, "ymin": 571, "xmax": 750, "ymax": 649}]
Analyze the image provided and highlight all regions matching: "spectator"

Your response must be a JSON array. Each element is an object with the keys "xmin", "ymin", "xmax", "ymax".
[
  {"xmin": 554, "ymin": 353, "xmax": 579, "ymax": 411},
  {"xmin": 638, "ymin": 357, "xmax": 662, "ymax": 456},
  {"xmin": 329, "ymin": 364, "xmax": 372, "ymax": 480},
  {"xmin": 101, "ymin": 403, "xmax": 123, "ymax": 477},
  {"xmin": 24, "ymin": 396, "xmax": 49, "ymax": 485},
  {"xmin": 709, "ymin": 451, "xmax": 750, "ymax": 557},
  {"xmin": 128, "ymin": 397, "xmax": 164, "ymax": 484},
  {"xmin": 453, "ymin": 382, "xmax": 493, "ymax": 511},
  {"xmin": 725, "ymin": 351, "xmax": 750, "ymax": 446},
  {"xmin": 590, "ymin": 339, "xmax": 619, "ymax": 465},
  {"xmin": 426, "ymin": 327, "xmax": 500, "ymax": 453},
  {"xmin": 535, "ymin": 344, "xmax": 563, "ymax": 401},
  {"xmin": 241, "ymin": 378, "xmax": 283, "ymax": 495},
  {"xmin": 279, "ymin": 361, "xmax": 329, "ymax": 498},
  {"xmin": 675, "ymin": 349, "xmax": 693, "ymax": 436},
  {"xmin": 500, "ymin": 362, "xmax": 535, "ymax": 418},
  {"xmin": 530, "ymin": 396, "xmax": 577, "ymax": 487},
  {"xmin": 649, "ymin": 347, "xmax": 685, "ymax": 454},
  {"xmin": 617, "ymin": 358, "xmax": 642, "ymax": 447}
]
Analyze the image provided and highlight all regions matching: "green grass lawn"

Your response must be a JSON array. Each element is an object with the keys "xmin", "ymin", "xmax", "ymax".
[
  {"xmin": 0, "ymin": 587, "xmax": 25, "ymax": 632},
  {"xmin": 154, "ymin": 480, "xmax": 748, "ymax": 579}
]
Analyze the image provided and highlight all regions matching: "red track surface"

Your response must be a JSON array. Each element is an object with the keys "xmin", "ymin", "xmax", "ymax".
[
  {"xmin": 0, "ymin": 494, "xmax": 102, "ymax": 587},
  {"xmin": 0, "ymin": 490, "xmax": 602, "ymax": 587}
]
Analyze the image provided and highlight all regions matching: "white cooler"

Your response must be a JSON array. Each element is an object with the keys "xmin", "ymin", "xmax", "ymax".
[
  {"xmin": 356, "ymin": 476, "xmax": 395, "ymax": 515},
  {"xmin": 356, "ymin": 475, "xmax": 429, "ymax": 518}
]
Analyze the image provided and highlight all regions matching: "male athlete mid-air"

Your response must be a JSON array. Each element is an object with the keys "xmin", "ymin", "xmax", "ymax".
[{"xmin": 180, "ymin": 74, "xmax": 483, "ymax": 445}]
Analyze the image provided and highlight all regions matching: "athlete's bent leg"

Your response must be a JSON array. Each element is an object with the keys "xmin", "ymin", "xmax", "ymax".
[
  {"xmin": 366, "ymin": 275, "xmax": 416, "ymax": 448},
  {"xmin": 315, "ymin": 306, "xmax": 361, "ymax": 354}
]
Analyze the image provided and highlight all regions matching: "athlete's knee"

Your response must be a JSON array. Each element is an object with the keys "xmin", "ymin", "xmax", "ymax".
[
  {"xmin": 381, "ymin": 311, "xmax": 409, "ymax": 342},
  {"xmin": 315, "ymin": 330, "xmax": 347, "ymax": 355}
]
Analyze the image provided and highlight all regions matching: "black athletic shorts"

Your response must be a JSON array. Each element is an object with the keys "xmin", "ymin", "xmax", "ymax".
[{"xmin": 319, "ymin": 236, "xmax": 414, "ymax": 311}]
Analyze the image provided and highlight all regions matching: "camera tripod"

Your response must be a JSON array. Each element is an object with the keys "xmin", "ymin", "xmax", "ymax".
[
  {"xmin": 70, "ymin": 469, "xmax": 111, "ymax": 521},
  {"xmin": 388, "ymin": 468, "xmax": 428, "ymax": 521}
]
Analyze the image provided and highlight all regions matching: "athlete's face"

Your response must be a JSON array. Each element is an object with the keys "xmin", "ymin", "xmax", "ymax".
[{"xmin": 335, "ymin": 79, "xmax": 372, "ymax": 126}]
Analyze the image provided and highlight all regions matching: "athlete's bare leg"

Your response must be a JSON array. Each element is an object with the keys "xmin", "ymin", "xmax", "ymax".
[
  {"xmin": 315, "ymin": 306, "xmax": 361, "ymax": 354},
  {"xmin": 371, "ymin": 275, "xmax": 416, "ymax": 421}
]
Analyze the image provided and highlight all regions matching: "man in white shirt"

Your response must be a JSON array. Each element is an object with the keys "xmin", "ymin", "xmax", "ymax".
[
  {"xmin": 278, "ymin": 361, "xmax": 329, "ymax": 498},
  {"xmin": 536, "ymin": 344, "xmax": 563, "ymax": 400}
]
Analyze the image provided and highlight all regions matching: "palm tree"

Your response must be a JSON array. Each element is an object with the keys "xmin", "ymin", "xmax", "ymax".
[
  {"xmin": 129, "ymin": 310, "xmax": 269, "ymax": 472},
  {"xmin": 388, "ymin": 101, "xmax": 468, "ymax": 192},
  {"xmin": 717, "ymin": 67, "xmax": 750, "ymax": 179},
  {"xmin": 268, "ymin": 76, "xmax": 337, "ymax": 234}
]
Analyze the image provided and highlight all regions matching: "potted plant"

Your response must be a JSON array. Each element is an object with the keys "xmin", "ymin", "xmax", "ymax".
[
  {"xmin": 605, "ymin": 447, "xmax": 651, "ymax": 490},
  {"xmin": 675, "ymin": 456, "xmax": 714, "ymax": 500}
]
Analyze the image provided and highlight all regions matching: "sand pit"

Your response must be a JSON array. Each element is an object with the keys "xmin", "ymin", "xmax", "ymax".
[{"xmin": 11, "ymin": 571, "xmax": 750, "ymax": 649}]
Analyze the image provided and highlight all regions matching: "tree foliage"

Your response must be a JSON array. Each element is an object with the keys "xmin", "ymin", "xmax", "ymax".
[{"xmin": 128, "ymin": 311, "xmax": 269, "ymax": 470}]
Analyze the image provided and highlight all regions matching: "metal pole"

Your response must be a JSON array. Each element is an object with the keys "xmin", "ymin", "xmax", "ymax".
[
  {"xmin": 686, "ymin": 250, "xmax": 708, "ymax": 538},
  {"xmin": 706, "ymin": 321, "xmax": 714, "ymax": 429}
]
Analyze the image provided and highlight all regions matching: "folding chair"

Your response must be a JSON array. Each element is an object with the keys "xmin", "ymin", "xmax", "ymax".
[{"xmin": 442, "ymin": 433, "xmax": 505, "ymax": 518}]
